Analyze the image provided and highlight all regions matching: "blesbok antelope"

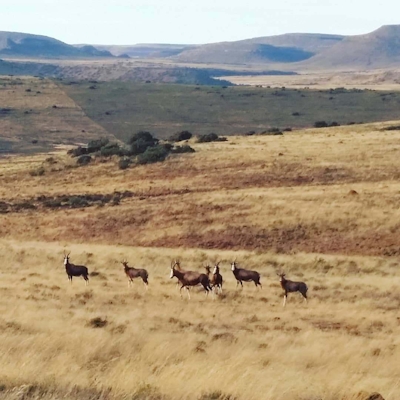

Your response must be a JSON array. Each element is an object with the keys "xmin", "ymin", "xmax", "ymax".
[
  {"xmin": 63, "ymin": 252, "xmax": 89, "ymax": 285},
  {"xmin": 231, "ymin": 260, "xmax": 262, "ymax": 289},
  {"xmin": 170, "ymin": 261, "xmax": 212, "ymax": 299},
  {"xmin": 277, "ymin": 272, "xmax": 308, "ymax": 307},
  {"xmin": 210, "ymin": 261, "xmax": 224, "ymax": 293},
  {"xmin": 121, "ymin": 260, "xmax": 149, "ymax": 289}
]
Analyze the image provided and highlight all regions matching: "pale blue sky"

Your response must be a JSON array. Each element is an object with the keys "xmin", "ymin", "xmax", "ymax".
[{"xmin": 2, "ymin": 0, "xmax": 400, "ymax": 45}]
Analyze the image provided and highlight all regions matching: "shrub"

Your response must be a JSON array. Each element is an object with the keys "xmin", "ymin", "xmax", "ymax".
[
  {"xmin": 197, "ymin": 133, "xmax": 227, "ymax": 143},
  {"xmin": 68, "ymin": 196, "xmax": 89, "ymax": 208},
  {"xmin": 88, "ymin": 317, "xmax": 108, "ymax": 328},
  {"xmin": 118, "ymin": 157, "xmax": 131, "ymax": 170},
  {"xmin": 171, "ymin": 145, "xmax": 195, "ymax": 154},
  {"xmin": 382, "ymin": 125, "xmax": 400, "ymax": 131},
  {"xmin": 99, "ymin": 142, "xmax": 125, "ymax": 157},
  {"xmin": 68, "ymin": 146, "xmax": 88, "ymax": 157},
  {"xmin": 314, "ymin": 121, "xmax": 328, "ymax": 128},
  {"xmin": 87, "ymin": 138, "xmax": 109, "ymax": 153},
  {"xmin": 77, "ymin": 155, "xmax": 92, "ymax": 165},
  {"xmin": 137, "ymin": 145, "xmax": 169, "ymax": 164},
  {"xmin": 128, "ymin": 131, "xmax": 159, "ymax": 155},
  {"xmin": 168, "ymin": 130, "xmax": 193, "ymax": 142}
]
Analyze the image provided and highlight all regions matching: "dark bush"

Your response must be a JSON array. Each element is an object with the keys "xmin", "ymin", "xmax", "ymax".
[
  {"xmin": 88, "ymin": 317, "xmax": 108, "ymax": 328},
  {"xmin": 382, "ymin": 125, "xmax": 400, "ymax": 131},
  {"xmin": 118, "ymin": 157, "xmax": 131, "ymax": 170},
  {"xmin": 137, "ymin": 145, "xmax": 169, "ymax": 164},
  {"xmin": 330, "ymin": 121, "xmax": 340, "ymax": 127},
  {"xmin": 68, "ymin": 196, "xmax": 89, "ymax": 208},
  {"xmin": 99, "ymin": 142, "xmax": 125, "ymax": 157},
  {"xmin": 292, "ymin": 112, "xmax": 300, "ymax": 116},
  {"xmin": 77, "ymin": 155, "xmax": 92, "ymax": 165},
  {"xmin": 314, "ymin": 121, "xmax": 328, "ymax": 128},
  {"xmin": 259, "ymin": 128, "xmax": 283, "ymax": 136},
  {"xmin": 87, "ymin": 138, "xmax": 109, "ymax": 153},
  {"xmin": 171, "ymin": 145, "xmax": 195, "ymax": 154},
  {"xmin": 197, "ymin": 133, "xmax": 227, "ymax": 143},
  {"xmin": 128, "ymin": 131, "xmax": 158, "ymax": 155},
  {"xmin": 168, "ymin": 130, "xmax": 193, "ymax": 142},
  {"xmin": 68, "ymin": 146, "xmax": 88, "ymax": 157}
]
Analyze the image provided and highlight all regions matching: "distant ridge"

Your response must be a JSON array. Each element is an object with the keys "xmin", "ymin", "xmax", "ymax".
[
  {"xmin": 172, "ymin": 33, "xmax": 345, "ymax": 64},
  {"xmin": 300, "ymin": 25, "xmax": 400, "ymax": 69},
  {"xmin": 2, "ymin": 25, "xmax": 400, "ymax": 70},
  {"xmin": 92, "ymin": 43, "xmax": 196, "ymax": 58},
  {"xmin": 0, "ymin": 31, "xmax": 113, "ymax": 59}
]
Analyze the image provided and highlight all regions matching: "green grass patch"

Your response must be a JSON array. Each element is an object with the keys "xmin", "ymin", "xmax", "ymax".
[{"xmin": 61, "ymin": 81, "xmax": 400, "ymax": 141}]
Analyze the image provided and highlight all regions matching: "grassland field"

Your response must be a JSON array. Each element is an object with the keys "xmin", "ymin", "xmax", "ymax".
[
  {"xmin": 1, "ymin": 108, "xmax": 400, "ymax": 399},
  {"xmin": 61, "ymin": 80, "xmax": 400, "ymax": 143}
]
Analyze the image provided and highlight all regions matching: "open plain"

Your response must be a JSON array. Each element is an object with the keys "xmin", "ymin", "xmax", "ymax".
[{"xmin": 1, "ymin": 115, "xmax": 400, "ymax": 399}]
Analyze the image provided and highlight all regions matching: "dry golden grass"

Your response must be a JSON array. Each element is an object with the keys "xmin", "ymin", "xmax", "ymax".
[
  {"xmin": 1, "ymin": 121, "xmax": 400, "ymax": 399},
  {"xmin": 0, "ymin": 241, "xmax": 398, "ymax": 400}
]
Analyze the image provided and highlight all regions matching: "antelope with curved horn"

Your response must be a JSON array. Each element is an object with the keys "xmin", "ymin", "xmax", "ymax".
[
  {"xmin": 122, "ymin": 260, "xmax": 149, "ymax": 289},
  {"xmin": 211, "ymin": 261, "xmax": 223, "ymax": 294},
  {"xmin": 277, "ymin": 272, "xmax": 308, "ymax": 307},
  {"xmin": 63, "ymin": 252, "xmax": 89, "ymax": 285},
  {"xmin": 170, "ymin": 261, "xmax": 212, "ymax": 299},
  {"xmin": 231, "ymin": 260, "xmax": 261, "ymax": 289}
]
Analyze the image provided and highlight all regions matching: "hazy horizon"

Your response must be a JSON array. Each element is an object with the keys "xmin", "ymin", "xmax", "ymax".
[{"xmin": 2, "ymin": 0, "xmax": 400, "ymax": 45}]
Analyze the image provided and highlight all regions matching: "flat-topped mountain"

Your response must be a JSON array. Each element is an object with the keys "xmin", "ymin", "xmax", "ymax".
[
  {"xmin": 0, "ymin": 31, "xmax": 113, "ymax": 59},
  {"xmin": 92, "ymin": 43, "xmax": 196, "ymax": 58}
]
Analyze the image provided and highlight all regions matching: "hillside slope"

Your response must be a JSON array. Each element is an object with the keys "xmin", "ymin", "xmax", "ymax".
[
  {"xmin": 0, "ymin": 31, "xmax": 113, "ymax": 59},
  {"xmin": 302, "ymin": 25, "xmax": 400, "ymax": 69},
  {"xmin": 173, "ymin": 33, "xmax": 344, "ymax": 64}
]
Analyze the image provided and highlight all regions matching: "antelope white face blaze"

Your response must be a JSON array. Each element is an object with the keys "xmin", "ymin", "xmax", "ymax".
[
  {"xmin": 231, "ymin": 263, "xmax": 236, "ymax": 271},
  {"xmin": 213, "ymin": 266, "xmax": 218, "ymax": 274},
  {"xmin": 63, "ymin": 256, "xmax": 68, "ymax": 266},
  {"xmin": 169, "ymin": 268, "xmax": 174, "ymax": 279}
]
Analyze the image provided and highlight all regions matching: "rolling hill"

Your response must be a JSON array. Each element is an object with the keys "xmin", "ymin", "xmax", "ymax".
[
  {"xmin": 300, "ymin": 25, "xmax": 400, "ymax": 69},
  {"xmin": 0, "ymin": 31, "xmax": 113, "ymax": 59},
  {"xmin": 173, "ymin": 33, "xmax": 344, "ymax": 65}
]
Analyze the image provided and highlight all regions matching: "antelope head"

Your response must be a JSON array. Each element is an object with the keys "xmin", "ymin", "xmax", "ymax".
[
  {"xmin": 231, "ymin": 259, "xmax": 237, "ymax": 271},
  {"xmin": 277, "ymin": 272, "xmax": 286, "ymax": 281},
  {"xmin": 204, "ymin": 265, "xmax": 211, "ymax": 274},
  {"xmin": 121, "ymin": 259, "xmax": 128, "ymax": 268},
  {"xmin": 63, "ymin": 251, "xmax": 70, "ymax": 266},
  {"xmin": 213, "ymin": 261, "xmax": 221, "ymax": 274}
]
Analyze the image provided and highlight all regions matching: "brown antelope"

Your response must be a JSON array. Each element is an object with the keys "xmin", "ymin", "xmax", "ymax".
[
  {"xmin": 170, "ymin": 261, "xmax": 212, "ymax": 299},
  {"xmin": 231, "ymin": 260, "xmax": 261, "ymax": 289},
  {"xmin": 63, "ymin": 252, "xmax": 89, "ymax": 285},
  {"xmin": 277, "ymin": 272, "xmax": 308, "ymax": 307},
  {"xmin": 205, "ymin": 262, "xmax": 223, "ymax": 294},
  {"xmin": 122, "ymin": 260, "xmax": 149, "ymax": 289}
]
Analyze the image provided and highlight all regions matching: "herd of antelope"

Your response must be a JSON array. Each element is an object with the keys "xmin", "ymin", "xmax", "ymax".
[{"xmin": 63, "ymin": 253, "xmax": 308, "ymax": 306}]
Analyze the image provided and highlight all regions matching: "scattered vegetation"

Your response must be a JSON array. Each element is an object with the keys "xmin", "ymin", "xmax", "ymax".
[
  {"xmin": 197, "ymin": 133, "xmax": 227, "ymax": 143},
  {"xmin": 67, "ymin": 131, "xmax": 195, "ymax": 170},
  {"xmin": 168, "ymin": 130, "xmax": 193, "ymax": 142},
  {"xmin": 62, "ymin": 81, "xmax": 400, "ymax": 141}
]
